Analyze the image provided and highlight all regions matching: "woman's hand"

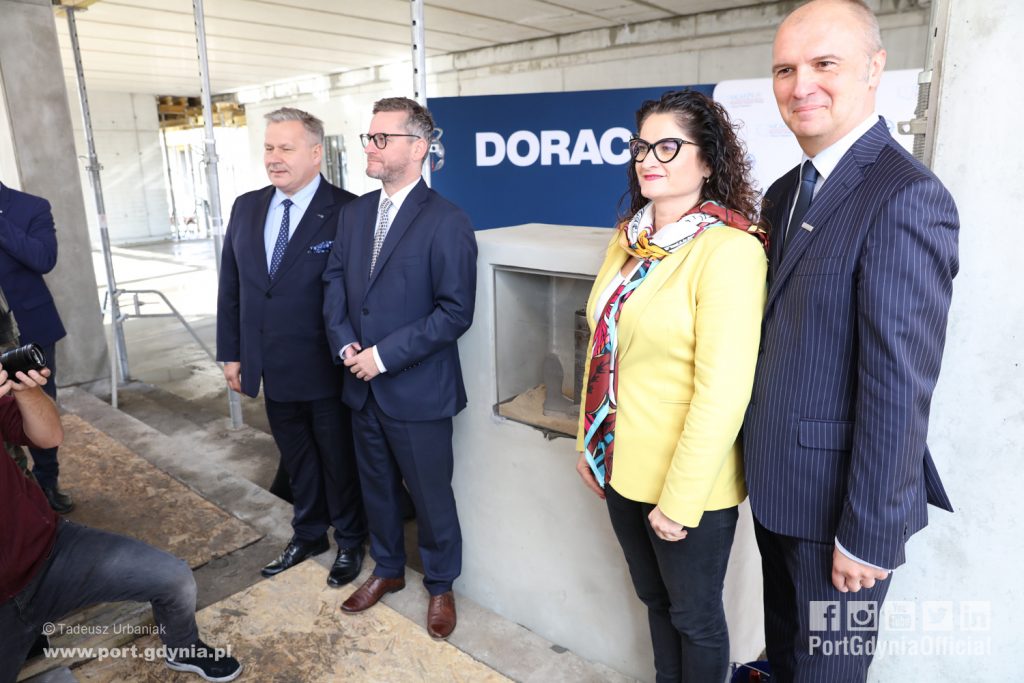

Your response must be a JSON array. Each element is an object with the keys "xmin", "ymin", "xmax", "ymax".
[
  {"xmin": 649, "ymin": 505, "xmax": 687, "ymax": 542},
  {"xmin": 576, "ymin": 452, "xmax": 606, "ymax": 500}
]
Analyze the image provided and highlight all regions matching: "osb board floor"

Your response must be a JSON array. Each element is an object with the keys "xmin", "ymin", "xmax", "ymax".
[
  {"xmin": 59, "ymin": 414, "xmax": 263, "ymax": 568},
  {"xmin": 75, "ymin": 561, "xmax": 511, "ymax": 683}
]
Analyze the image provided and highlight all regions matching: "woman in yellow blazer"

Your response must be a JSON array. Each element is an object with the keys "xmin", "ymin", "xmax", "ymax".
[{"xmin": 575, "ymin": 90, "xmax": 767, "ymax": 683}]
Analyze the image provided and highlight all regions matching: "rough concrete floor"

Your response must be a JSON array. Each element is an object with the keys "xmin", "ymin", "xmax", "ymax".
[{"xmin": 23, "ymin": 238, "xmax": 636, "ymax": 683}]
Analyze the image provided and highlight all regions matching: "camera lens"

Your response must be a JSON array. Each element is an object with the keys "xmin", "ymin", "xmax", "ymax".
[{"xmin": 0, "ymin": 343, "xmax": 47, "ymax": 376}]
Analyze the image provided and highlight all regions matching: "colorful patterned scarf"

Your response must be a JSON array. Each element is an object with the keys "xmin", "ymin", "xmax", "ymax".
[{"xmin": 582, "ymin": 200, "xmax": 765, "ymax": 488}]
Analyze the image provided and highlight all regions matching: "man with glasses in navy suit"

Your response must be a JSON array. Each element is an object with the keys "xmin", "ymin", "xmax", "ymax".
[
  {"xmin": 323, "ymin": 97, "xmax": 477, "ymax": 641},
  {"xmin": 217, "ymin": 107, "xmax": 366, "ymax": 588},
  {"xmin": 743, "ymin": 1, "xmax": 959, "ymax": 680}
]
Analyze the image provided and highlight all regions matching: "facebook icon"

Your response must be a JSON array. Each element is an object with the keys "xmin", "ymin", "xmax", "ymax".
[{"xmin": 809, "ymin": 601, "xmax": 841, "ymax": 631}]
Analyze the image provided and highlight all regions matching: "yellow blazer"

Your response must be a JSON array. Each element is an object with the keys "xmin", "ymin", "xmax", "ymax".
[{"xmin": 576, "ymin": 226, "xmax": 767, "ymax": 527}]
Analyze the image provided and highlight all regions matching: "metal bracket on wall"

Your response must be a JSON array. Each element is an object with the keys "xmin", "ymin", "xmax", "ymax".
[{"xmin": 896, "ymin": 0, "xmax": 952, "ymax": 167}]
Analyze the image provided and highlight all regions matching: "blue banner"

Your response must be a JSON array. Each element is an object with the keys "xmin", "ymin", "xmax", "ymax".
[{"xmin": 429, "ymin": 85, "xmax": 714, "ymax": 230}]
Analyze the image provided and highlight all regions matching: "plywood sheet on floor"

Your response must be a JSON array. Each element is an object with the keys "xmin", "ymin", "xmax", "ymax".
[
  {"xmin": 59, "ymin": 414, "xmax": 262, "ymax": 567},
  {"xmin": 75, "ymin": 561, "xmax": 510, "ymax": 682}
]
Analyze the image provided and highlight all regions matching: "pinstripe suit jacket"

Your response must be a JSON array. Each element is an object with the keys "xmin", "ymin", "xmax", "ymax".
[{"xmin": 743, "ymin": 119, "xmax": 958, "ymax": 569}]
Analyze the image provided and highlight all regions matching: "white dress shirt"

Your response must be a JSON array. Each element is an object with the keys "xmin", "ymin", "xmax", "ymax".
[
  {"xmin": 372, "ymin": 178, "xmax": 418, "ymax": 249},
  {"xmin": 786, "ymin": 113, "xmax": 880, "ymax": 236},
  {"xmin": 593, "ymin": 261, "xmax": 642, "ymax": 324}
]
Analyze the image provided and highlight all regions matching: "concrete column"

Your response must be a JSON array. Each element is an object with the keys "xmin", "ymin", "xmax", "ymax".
[
  {"xmin": 0, "ymin": 0, "xmax": 108, "ymax": 385},
  {"xmin": 870, "ymin": 1, "xmax": 1023, "ymax": 679}
]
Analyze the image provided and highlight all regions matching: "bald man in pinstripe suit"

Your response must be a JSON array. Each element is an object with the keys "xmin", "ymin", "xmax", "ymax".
[{"xmin": 743, "ymin": 1, "xmax": 958, "ymax": 681}]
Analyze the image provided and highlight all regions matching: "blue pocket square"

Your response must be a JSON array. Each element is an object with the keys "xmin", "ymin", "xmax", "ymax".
[{"xmin": 308, "ymin": 240, "xmax": 333, "ymax": 254}]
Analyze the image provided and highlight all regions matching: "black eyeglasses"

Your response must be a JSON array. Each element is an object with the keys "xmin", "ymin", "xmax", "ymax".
[
  {"xmin": 360, "ymin": 132, "xmax": 421, "ymax": 149},
  {"xmin": 629, "ymin": 136, "xmax": 698, "ymax": 163}
]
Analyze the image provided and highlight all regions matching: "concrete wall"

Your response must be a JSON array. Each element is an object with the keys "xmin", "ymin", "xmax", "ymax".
[
  {"xmin": 869, "ymin": 0, "xmax": 1024, "ymax": 679},
  {"xmin": 0, "ymin": 0, "xmax": 108, "ymax": 386},
  {"xmin": 236, "ymin": 0, "xmax": 928, "ymax": 197},
  {"xmin": 67, "ymin": 91, "xmax": 172, "ymax": 245}
]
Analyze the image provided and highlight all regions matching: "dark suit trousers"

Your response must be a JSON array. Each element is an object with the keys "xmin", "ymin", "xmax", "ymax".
[
  {"xmin": 351, "ymin": 393, "xmax": 461, "ymax": 596},
  {"xmin": 29, "ymin": 342, "xmax": 59, "ymax": 490},
  {"xmin": 606, "ymin": 485, "xmax": 737, "ymax": 683},
  {"xmin": 754, "ymin": 518, "xmax": 892, "ymax": 683},
  {"xmin": 264, "ymin": 396, "xmax": 366, "ymax": 548}
]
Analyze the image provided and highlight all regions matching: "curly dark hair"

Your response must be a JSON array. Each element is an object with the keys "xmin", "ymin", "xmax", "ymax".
[{"xmin": 621, "ymin": 89, "xmax": 760, "ymax": 226}]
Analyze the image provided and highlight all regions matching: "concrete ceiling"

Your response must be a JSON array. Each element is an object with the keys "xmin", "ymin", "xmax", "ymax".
[{"xmin": 53, "ymin": 0, "xmax": 771, "ymax": 96}]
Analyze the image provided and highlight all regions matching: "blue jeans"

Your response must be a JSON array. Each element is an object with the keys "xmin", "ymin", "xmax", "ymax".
[
  {"xmin": 606, "ymin": 485, "xmax": 738, "ymax": 683},
  {"xmin": 0, "ymin": 521, "xmax": 199, "ymax": 682}
]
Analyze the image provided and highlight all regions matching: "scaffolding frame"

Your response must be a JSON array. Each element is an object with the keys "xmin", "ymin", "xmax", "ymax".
[{"xmin": 59, "ymin": 0, "xmax": 432, "ymax": 424}]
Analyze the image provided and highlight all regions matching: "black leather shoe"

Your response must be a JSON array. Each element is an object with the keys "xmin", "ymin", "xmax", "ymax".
[
  {"xmin": 42, "ymin": 486, "xmax": 74, "ymax": 514},
  {"xmin": 327, "ymin": 545, "xmax": 365, "ymax": 588},
  {"xmin": 261, "ymin": 536, "xmax": 329, "ymax": 578}
]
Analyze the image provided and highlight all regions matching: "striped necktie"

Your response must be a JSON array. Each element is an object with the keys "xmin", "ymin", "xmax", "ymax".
[
  {"xmin": 269, "ymin": 198, "xmax": 293, "ymax": 277},
  {"xmin": 369, "ymin": 197, "xmax": 393, "ymax": 277}
]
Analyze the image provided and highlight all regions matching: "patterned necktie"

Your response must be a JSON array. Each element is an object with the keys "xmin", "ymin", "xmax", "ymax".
[
  {"xmin": 369, "ymin": 197, "xmax": 393, "ymax": 277},
  {"xmin": 782, "ymin": 161, "xmax": 819, "ymax": 260},
  {"xmin": 269, "ymin": 198, "xmax": 293, "ymax": 277}
]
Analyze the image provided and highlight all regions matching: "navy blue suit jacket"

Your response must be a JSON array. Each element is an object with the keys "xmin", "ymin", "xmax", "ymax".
[
  {"xmin": 0, "ymin": 184, "xmax": 66, "ymax": 347},
  {"xmin": 323, "ymin": 179, "xmax": 477, "ymax": 422},
  {"xmin": 216, "ymin": 177, "xmax": 356, "ymax": 402},
  {"xmin": 743, "ymin": 119, "xmax": 958, "ymax": 569}
]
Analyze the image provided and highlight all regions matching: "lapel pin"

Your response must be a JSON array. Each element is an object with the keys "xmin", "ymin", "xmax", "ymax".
[
  {"xmin": 801, "ymin": 222, "xmax": 815, "ymax": 232},
  {"xmin": 317, "ymin": 213, "xmax": 324, "ymax": 219}
]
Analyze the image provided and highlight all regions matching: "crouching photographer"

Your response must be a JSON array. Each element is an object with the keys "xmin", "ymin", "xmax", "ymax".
[{"xmin": 0, "ymin": 361, "xmax": 242, "ymax": 682}]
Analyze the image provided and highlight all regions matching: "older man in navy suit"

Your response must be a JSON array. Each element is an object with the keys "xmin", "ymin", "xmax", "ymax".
[
  {"xmin": 217, "ymin": 107, "xmax": 366, "ymax": 587},
  {"xmin": 323, "ymin": 97, "xmax": 476, "ymax": 640},
  {"xmin": 743, "ymin": 1, "xmax": 958, "ymax": 680},
  {"xmin": 0, "ymin": 182, "xmax": 69, "ymax": 513}
]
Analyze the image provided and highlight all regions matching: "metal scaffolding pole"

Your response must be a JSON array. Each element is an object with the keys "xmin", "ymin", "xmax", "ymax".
[
  {"xmin": 65, "ymin": 6, "xmax": 130, "ymax": 391},
  {"xmin": 410, "ymin": 0, "xmax": 431, "ymax": 185},
  {"xmin": 192, "ymin": 0, "xmax": 243, "ymax": 429}
]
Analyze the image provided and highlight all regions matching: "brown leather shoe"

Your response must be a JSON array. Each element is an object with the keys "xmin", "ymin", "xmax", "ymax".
[
  {"xmin": 426, "ymin": 591, "xmax": 456, "ymax": 640},
  {"xmin": 341, "ymin": 575, "xmax": 405, "ymax": 613}
]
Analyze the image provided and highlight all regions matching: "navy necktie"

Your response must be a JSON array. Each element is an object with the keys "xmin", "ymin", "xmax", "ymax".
[
  {"xmin": 269, "ymin": 198, "xmax": 293, "ymax": 277},
  {"xmin": 783, "ymin": 161, "xmax": 819, "ymax": 259}
]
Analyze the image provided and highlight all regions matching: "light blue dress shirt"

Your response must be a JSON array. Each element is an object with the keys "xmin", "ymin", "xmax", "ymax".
[{"xmin": 263, "ymin": 175, "xmax": 321, "ymax": 271}]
